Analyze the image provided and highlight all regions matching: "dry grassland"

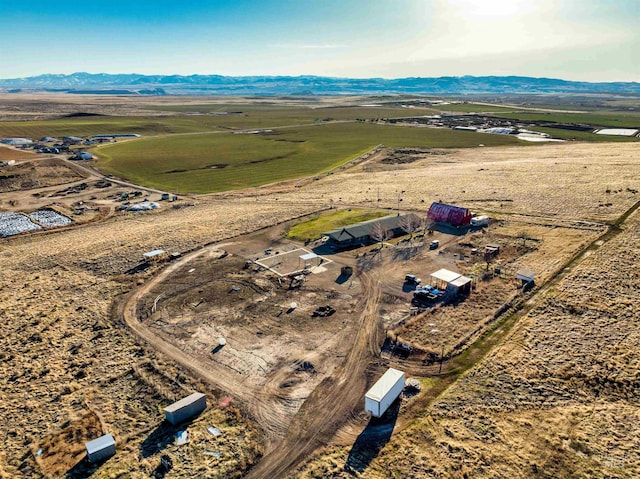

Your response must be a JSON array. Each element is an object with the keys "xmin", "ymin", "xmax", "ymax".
[
  {"xmin": 291, "ymin": 209, "xmax": 640, "ymax": 478},
  {"xmin": 0, "ymin": 159, "xmax": 85, "ymax": 194},
  {"xmin": 0, "ymin": 199, "xmax": 317, "ymax": 478},
  {"xmin": 0, "ymin": 145, "xmax": 36, "ymax": 161},
  {"xmin": 257, "ymin": 142, "xmax": 639, "ymax": 223}
]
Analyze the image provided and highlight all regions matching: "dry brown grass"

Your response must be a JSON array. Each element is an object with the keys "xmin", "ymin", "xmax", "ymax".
[
  {"xmin": 0, "ymin": 199, "xmax": 317, "ymax": 477},
  {"xmin": 256, "ymin": 142, "xmax": 640, "ymax": 223},
  {"xmin": 0, "ymin": 145, "xmax": 36, "ymax": 161},
  {"xmin": 0, "ymin": 158, "xmax": 84, "ymax": 193}
]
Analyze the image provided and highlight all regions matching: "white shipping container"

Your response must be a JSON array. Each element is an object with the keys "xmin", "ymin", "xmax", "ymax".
[
  {"xmin": 471, "ymin": 216, "xmax": 489, "ymax": 227},
  {"xmin": 364, "ymin": 368, "xmax": 405, "ymax": 418}
]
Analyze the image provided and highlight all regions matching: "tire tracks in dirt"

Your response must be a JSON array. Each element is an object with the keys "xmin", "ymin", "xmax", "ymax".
[{"xmin": 244, "ymin": 271, "xmax": 383, "ymax": 479}]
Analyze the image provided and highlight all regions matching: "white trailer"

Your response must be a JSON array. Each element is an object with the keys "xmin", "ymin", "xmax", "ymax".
[
  {"xmin": 364, "ymin": 368, "xmax": 405, "ymax": 418},
  {"xmin": 471, "ymin": 215, "xmax": 490, "ymax": 227},
  {"xmin": 164, "ymin": 392, "xmax": 206, "ymax": 425}
]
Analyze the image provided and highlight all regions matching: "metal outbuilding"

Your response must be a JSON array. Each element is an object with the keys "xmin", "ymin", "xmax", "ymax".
[
  {"xmin": 515, "ymin": 269, "xmax": 535, "ymax": 284},
  {"xmin": 427, "ymin": 202, "xmax": 472, "ymax": 226},
  {"xmin": 85, "ymin": 434, "xmax": 116, "ymax": 463},
  {"xmin": 430, "ymin": 268, "xmax": 472, "ymax": 295},
  {"xmin": 164, "ymin": 392, "xmax": 207, "ymax": 425}
]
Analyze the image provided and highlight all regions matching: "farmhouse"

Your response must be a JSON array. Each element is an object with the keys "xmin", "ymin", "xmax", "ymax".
[
  {"xmin": 430, "ymin": 268, "xmax": 473, "ymax": 296},
  {"xmin": 428, "ymin": 202, "xmax": 471, "ymax": 226},
  {"xmin": 323, "ymin": 213, "xmax": 417, "ymax": 248},
  {"xmin": 164, "ymin": 392, "xmax": 206, "ymax": 425}
]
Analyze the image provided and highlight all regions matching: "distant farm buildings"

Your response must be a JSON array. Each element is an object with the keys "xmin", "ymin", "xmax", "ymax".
[
  {"xmin": 0, "ymin": 138, "xmax": 33, "ymax": 146},
  {"xmin": 71, "ymin": 151, "xmax": 93, "ymax": 161},
  {"xmin": 427, "ymin": 202, "xmax": 472, "ymax": 226}
]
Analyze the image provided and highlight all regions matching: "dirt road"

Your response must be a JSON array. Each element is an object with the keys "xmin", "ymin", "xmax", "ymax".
[{"xmin": 245, "ymin": 272, "xmax": 383, "ymax": 478}]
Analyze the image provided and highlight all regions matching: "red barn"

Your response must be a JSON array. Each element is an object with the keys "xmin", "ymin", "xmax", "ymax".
[{"xmin": 428, "ymin": 202, "xmax": 472, "ymax": 226}]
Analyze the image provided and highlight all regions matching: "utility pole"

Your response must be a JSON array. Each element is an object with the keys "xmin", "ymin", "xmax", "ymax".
[{"xmin": 439, "ymin": 345, "xmax": 444, "ymax": 373}]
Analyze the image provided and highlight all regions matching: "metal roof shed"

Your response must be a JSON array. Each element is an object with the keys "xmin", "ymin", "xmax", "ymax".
[
  {"xmin": 450, "ymin": 275, "xmax": 472, "ymax": 295},
  {"xmin": 85, "ymin": 434, "xmax": 116, "ymax": 463},
  {"xmin": 431, "ymin": 268, "xmax": 461, "ymax": 284},
  {"xmin": 516, "ymin": 269, "xmax": 535, "ymax": 283}
]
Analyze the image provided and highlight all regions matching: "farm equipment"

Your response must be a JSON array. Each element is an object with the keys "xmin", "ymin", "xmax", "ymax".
[{"xmin": 312, "ymin": 305, "xmax": 335, "ymax": 317}]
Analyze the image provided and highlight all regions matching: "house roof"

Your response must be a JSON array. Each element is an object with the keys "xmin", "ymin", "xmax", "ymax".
[{"xmin": 323, "ymin": 214, "xmax": 417, "ymax": 242}]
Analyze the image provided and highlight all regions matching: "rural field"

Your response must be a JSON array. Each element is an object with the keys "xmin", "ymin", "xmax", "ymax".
[
  {"xmin": 0, "ymin": 94, "xmax": 639, "ymax": 479},
  {"xmin": 95, "ymin": 122, "xmax": 520, "ymax": 193}
]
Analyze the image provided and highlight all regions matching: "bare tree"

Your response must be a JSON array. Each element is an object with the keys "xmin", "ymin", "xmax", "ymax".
[
  {"xmin": 418, "ymin": 216, "xmax": 432, "ymax": 243},
  {"xmin": 370, "ymin": 221, "xmax": 391, "ymax": 251},
  {"xmin": 398, "ymin": 214, "xmax": 418, "ymax": 241}
]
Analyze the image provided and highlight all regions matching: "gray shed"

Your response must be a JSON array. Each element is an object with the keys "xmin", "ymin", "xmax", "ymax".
[
  {"xmin": 164, "ymin": 392, "xmax": 206, "ymax": 425},
  {"xmin": 85, "ymin": 434, "xmax": 116, "ymax": 463}
]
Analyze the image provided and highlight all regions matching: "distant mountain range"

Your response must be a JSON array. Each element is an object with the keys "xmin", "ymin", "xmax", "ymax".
[{"xmin": 1, "ymin": 72, "xmax": 639, "ymax": 96}]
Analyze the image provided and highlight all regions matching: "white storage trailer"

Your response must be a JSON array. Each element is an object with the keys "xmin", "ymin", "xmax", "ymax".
[
  {"xmin": 164, "ymin": 392, "xmax": 206, "ymax": 425},
  {"xmin": 471, "ymin": 215, "xmax": 489, "ymax": 227},
  {"xmin": 85, "ymin": 434, "xmax": 116, "ymax": 462},
  {"xmin": 364, "ymin": 368, "xmax": 405, "ymax": 418}
]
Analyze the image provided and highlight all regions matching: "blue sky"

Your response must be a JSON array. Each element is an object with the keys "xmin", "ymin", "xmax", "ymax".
[{"xmin": 1, "ymin": 0, "xmax": 638, "ymax": 81}]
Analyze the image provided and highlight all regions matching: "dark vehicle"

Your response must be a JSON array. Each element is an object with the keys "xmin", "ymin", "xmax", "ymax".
[{"xmin": 404, "ymin": 274, "xmax": 421, "ymax": 285}]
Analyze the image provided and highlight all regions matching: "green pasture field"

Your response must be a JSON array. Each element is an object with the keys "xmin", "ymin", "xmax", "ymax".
[
  {"xmin": 143, "ymin": 104, "xmax": 438, "ymax": 129},
  {"xmin": 286, "ymin": 209, "xmax": 391, "ymax": 242},
  {"xmin": 0, "ymin": 115, "xmax": 225, "ymax": 139},
  {"xmin": 95, "ymin": 122, "xmax": 521, "ymax": 193}
]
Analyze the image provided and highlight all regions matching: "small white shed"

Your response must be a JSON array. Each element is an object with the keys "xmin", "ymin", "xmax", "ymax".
[{"xmin": 85, "ymin": 434, "xmax": 116, "ymax": 463}]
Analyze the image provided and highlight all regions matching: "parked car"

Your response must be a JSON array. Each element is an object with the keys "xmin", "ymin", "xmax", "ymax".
[
  {"xmin": 405, "ymin": 274, "xmax": 421, "ymax": 285},
  {"xmin": 429, "ymin": 240, "xmax": 440, "ymax": 250}
]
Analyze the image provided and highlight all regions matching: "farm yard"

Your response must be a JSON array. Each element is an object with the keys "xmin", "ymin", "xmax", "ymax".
[{"xmin": 0, "ymin": 93, "xmax": 639, "ymax": 479}]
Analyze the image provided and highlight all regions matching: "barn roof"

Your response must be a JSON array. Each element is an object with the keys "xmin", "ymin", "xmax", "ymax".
[{"xmin": 428, "ymin": 202, "xmax": 472, "ymax": 226}]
